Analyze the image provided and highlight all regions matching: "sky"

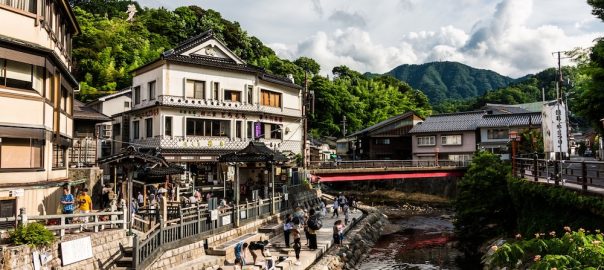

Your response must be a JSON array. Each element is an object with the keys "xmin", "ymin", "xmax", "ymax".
[{"xmin": 137, "ymin": 0, "xmax": 604, "ymax": 78}]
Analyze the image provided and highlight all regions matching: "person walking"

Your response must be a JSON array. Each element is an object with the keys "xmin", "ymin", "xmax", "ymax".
[
  {"xmin": 307, "ymin": 209, "xmax": 319, "ymax": 250},
  {"xmin": 332, "ymin": 198, "xmax": 339, "ymax": 218},
  {"xmin": 333, "ymin": 220, "xmax": 344, "ymax": 247},
  {"xmin": 343, "ymin": 204, "xmax": 350, "ymax": 225},
  {"xmin": 76, "ymin": 188, "xmax": 93, "ymax": 230},
  {"xmin": 291, "ymin": 228, "xmax": 302, "ymax": 266},
  {"xmin": 283, "ymin": 213, "xmax": 293, "ymax": 248},
  {"xmin": 60, "ymin": 186, "xmax": 75, "ymax": 224},
  {"xmin": 319, "ymin": 199, "xmax": 326, "ymax": 217}
]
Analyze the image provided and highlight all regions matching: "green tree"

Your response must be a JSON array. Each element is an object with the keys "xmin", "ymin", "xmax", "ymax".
[{"xmin": 454, "ymin": 151, "xmax": 516, "ymax": 266}]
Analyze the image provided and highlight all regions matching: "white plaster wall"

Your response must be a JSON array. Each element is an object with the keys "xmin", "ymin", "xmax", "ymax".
[
  {"xmin": 102, "ymin": 95, "xmax": 131, "ymax": 117},
  {"xmin": 166, "ymin": 65, "xmax": 256, "ymax": 100},
  {"xmin": 132, "ymin": 66, "xmax": 164, "ymax": 105},
  {"xmin": 0, "ymin": 95, "xmax": 44, "ymax": 127}
]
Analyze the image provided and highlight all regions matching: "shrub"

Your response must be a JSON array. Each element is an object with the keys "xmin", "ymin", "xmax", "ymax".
[
  {"xmin": 9, "ymin": 222, "xmax": 55, "ymax": 247},
  {"xmin": 485, "ymin": 228, "xmax": 604, "ymax": 269}
]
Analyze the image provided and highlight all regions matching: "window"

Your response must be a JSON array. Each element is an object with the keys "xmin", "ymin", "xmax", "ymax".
[
  {"xmin": 261, "ymin": 90, "xmax": 282, "ymax": 108},
  {"xmin": 134, "ymin": 86, "xmax": 141, "ymax": 105},
  {"xmin": 224, "ymin": 90, "xmax": 241, "ymax": 102},
  {"xmin": 247, "ymin": 121, "xmax": 253, "ymax": 139},
  {"xmin": 441, "ymin": 135, "xmax": 462, "ymax": 145},
  {"xmin": 0, "ymin": 198, "xmax": 17, "ymax": 229},
  {"xmin": 1, "ymin": 0, "xmax": 36, "ymax": 13},
  {"xmin": 148, "ymin": 81, "xmax": 156, "ymax": 100},
  {"xmin": 186, "ymin": 118, "xmax": 230, "ymax": 137},
  {"xmin": 375, "ymin": 138, "xmax": 391, "ymax": 145},
  {"xmin": 132, "ymin": 120, "xmax": 140, "ymax": 139},
  {"xmin": 52, "ymin": 144, "xmax": 65, "ymax": 169},
  {"xmin": 145, "ymin": 118, "xmax": 153, "ymax": 138},
  {"xmin": 448, "ymin": 154, "xmax": 471, "ymax": 162},
  {"xmin": 165, "ymin": 116, "xmax": 172, "ymax": 136},
  {"xmin": 124, "ymin": 101, "xmax": 130, "ymax": 108},
  {"xmin": 487, "ymin": 129, "xmax": 508, "ymax": 140},
  {"xmin": 112, "ymin": 124, "xmax": 121, "ymax": 136},
  {"xmin": 213, "ymin": 82, "xmax": 220, "ymax": 100},
  {"xmin": 236, "ymin": 121, "xmax": 242, "ymax": 139},
  {"xmin": 260, "ymin": 123, "xmax": 282, "ymax": 139},
  {"xmin": 247, "ymin": 85, "xmax": 253, "ymax": 104},
  {"xmin": 270, "ymin": 124, "xmax": 282, "ymax": 139},
  {"xmin": 0, "ymin": 138, "xmax": 43, "ymax": 169},
  {"xmin": 1, "ymin": 59, "xmax": 38, "ymax": 90},
  {"xmin": 60, "ymin": 88, "xmax": 67, "ymax": 111},
  {"xmin": 417, "ymin": 136, "xmax": 435, "ymax": 146},
  {"xmin": 185, "ymin": 79, "xmax": 205, "ymax": 99}
]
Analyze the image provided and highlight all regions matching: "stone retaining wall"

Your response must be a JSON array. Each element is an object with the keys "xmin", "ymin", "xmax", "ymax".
[
  {"xmin": 309, "ymin": 205, "xmax": 387, "ymax": 270},
  {"xmin": 0, "ymin": 229, "xmax": 128, "ymax": 270}
]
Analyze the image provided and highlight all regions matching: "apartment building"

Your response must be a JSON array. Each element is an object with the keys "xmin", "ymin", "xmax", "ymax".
[
  {"xmin": 0, "ymin": 0, "xmax": 79, "ymax": 215},
  {"xmin": 120, "ymin": 30, "xmax": 303, "ymax": 188}
]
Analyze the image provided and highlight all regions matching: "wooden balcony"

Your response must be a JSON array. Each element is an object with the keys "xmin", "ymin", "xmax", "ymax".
[{"xmin": 133, "ymin": 95, "xmax": 302, "ymax": 118}]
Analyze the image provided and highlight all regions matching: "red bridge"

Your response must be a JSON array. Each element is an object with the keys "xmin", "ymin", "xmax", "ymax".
[{"xmin": 308, "ymin": 160, "xmax": 468, "ymax": 183}]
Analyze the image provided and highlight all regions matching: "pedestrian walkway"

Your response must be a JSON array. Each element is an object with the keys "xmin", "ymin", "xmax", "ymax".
[{"xmin": 175, "ymin": 205, "xmax": 363, "ymax": 270}]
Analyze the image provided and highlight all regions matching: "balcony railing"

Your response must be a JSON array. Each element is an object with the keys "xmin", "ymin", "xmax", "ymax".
[
  {"xmin": 133, "ymin": 95, "xmax": 302, "ymax": 118},
  {"xmin": 132, "ymin": 136, "xmax": 302, "ymax": 153},
  {"xmin": 1, "ymin": 0, "xmax": 36, "ymax": 13}
]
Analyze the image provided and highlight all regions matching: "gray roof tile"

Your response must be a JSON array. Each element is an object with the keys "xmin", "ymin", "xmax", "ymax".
[
  {"xmin": 409, "ymin": 111, "xmax": 485, "ymax": 133},
  {"xmin": 478, "ymin": 112, "xmax": 542, "ymax": 128}
]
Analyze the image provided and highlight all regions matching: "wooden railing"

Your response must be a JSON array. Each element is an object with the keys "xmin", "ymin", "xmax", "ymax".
[
  {"xmin": 309, "ymin": 159, "xmax": 470, "ymax": 170},
  {"xmin": 132, "ymin": 191, "xmax": 320, "ymax": 269},
  {"xmin": 1, "ymin": 208, "xmax": 127, "ymax": 237},
  {"xmin": 517, "ymin": 157, "xmax": 604, "ymax": 192}
]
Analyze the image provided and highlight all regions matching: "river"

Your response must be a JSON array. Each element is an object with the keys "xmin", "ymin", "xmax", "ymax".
[{"xmin": 356, "ymin": 213, "xmax": 460, "ymax": 270}]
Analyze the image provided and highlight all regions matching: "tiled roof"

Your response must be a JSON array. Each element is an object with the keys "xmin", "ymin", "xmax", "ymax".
[
  {"xmin": 478, "ymin": 112, "xmax": 542, "ymax": 128},
  {"xmin": 218, "ymin": 141, "xmax": 288, "ymax": 163},
  {"xmin": 134, "ymin": 31, "xmax": 301, "ymax": 90},
  {"xmin": 73, "ymin": 100, "xmax": 111, "ymax": 121},
  {"xmin": 483, "ymin": 102, "xmax": 545, "ymax": 114},
  {"xmin": 349, "ymin": 112, "xmax": 416, "ymax": 137},
  {"xmin": 409, "ymin": 111, "xmax": 485, "ymax": 134}
]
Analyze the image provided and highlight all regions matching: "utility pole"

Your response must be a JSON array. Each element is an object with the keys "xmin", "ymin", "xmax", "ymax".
[
  {"xmin": 341, "ymin": 116, "xmax": 347, "ymax": 137},
  {"xmin": 302, "ymin": 71, "xmax": 308, "ymax": 170}
]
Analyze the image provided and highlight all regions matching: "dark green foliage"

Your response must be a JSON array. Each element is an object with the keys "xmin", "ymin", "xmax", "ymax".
[
  {"xmin": 386, "ymin": 61, "xmax": 515, "ymax": 104},
  {"xmin": 9, "ymin": 223, "xmax": 55, "ymax": 247},
  {"xmin": 508, "ymin": 178, "xmax": 604, "ymax": 236},
  {"xmin": 454, "ymin": 151, "xmax": 516, "ymax": 264}
]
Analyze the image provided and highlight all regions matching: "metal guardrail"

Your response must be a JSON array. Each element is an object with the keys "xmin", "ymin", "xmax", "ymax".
[
  {"xmin": 517, "ymin": 157, "xmax": 604, "ymax": 192},
  {"xmin": 132, "ymin": 191, "xmax": 320, "ymax": 269},
  {"xmin": 309, "ymin": 159, "xmax": 470, "ymax": 170}
]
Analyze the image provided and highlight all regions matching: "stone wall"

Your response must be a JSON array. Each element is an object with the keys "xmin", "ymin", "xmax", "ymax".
[
  {"xmin": 309, "ymin": 205, "xmax": 387, "ymax": 270},
  {"xmin": 0, "ymin": 229, "xmax": 128, "ymax": 270}
]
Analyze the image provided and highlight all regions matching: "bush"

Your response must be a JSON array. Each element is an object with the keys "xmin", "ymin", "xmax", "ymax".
[
  {"xmin": 9, "ymin": 222, "xmax": 55, "ymax": 247},
  {"xmin": 485, "ymin": 228, "xmax": 604, "ymax": 269}
]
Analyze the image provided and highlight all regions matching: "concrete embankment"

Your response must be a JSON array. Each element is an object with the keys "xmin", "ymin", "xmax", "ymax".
[{"xmin": 309, "ymin": 204, "xmax": 387, "ymax": 270}]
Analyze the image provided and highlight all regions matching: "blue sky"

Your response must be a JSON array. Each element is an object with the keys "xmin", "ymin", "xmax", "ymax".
[{"xmin": 137, "ymin": 0, "xmax": 604, "ymax": 77}]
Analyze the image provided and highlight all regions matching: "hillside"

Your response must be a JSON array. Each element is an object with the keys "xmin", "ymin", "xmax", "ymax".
[{"xmin": 385, "ymin": 61, "xmax": 515, "ymax": 103}]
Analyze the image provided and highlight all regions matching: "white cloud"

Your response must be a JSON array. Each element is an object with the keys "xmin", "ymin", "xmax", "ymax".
[{"xmin": 271, "ymin": 0, "xmax": 601, "ymax": 77}]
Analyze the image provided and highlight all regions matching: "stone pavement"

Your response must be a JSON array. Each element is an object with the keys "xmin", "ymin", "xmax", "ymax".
[{"xmin": 176, "ymin": 205, "xmax": 364, "ymax": 270}]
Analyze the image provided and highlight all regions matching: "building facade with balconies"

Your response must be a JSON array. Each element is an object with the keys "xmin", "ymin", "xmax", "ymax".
[
  {"xmin": 122, "ymin": 31, "xmax": 303, "ymax": 187},
  {"xmin": 0, "ymin": 0, "xmax": 79, "ymax": 215}
]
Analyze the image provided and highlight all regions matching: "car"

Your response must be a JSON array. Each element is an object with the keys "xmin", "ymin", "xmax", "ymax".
[{"xmin": 584, "ymin": 149, "xmax": 593, "ymax": 157}]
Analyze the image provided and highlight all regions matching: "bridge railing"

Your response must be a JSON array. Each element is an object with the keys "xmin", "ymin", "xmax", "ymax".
[
  {"xmin": 517, "ymin": 157, "xmax": 604, "ymax": 192},
  {"xmin": 309, "ymin": 159, "xmax": 469, "ymax": 169}
]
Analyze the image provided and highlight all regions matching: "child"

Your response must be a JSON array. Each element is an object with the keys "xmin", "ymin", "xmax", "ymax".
[
  {"xmin": 333, "ymin": 220, "xmax": 343, "ymax": 247},
  {"xmin": 343, "ymin": 204, "xmax": 350, "ymax": 225},
  {"xmin": 291, "ymin": 228, "xmax": 302, "ymax": 265}
]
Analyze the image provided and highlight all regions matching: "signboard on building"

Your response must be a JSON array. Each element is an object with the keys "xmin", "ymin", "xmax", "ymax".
[
  {"xmin": 10, "ymin": 189, "xmax": 24, "ymax": 197},
  {"xmin": 542, "ymin": 100, "xmax": 569, "ymax": 158},
  {"xmin": 222, "ymin": 215, "xmax": 231, "ymax": 225},
  {"xmin": 61, "ymin": 236, "xmax": 93, "ymax": 266},
  {"xmin": 255, "ymin": 122, "xmax": 262, "ymax": 139}
]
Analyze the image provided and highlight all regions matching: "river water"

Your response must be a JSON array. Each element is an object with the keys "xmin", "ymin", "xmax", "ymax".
[{"xmin": 356, "ymin": 214, "xmax": 460, "ymax": 270}]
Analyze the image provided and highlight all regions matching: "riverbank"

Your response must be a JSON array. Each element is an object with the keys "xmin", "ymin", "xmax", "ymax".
[{"xmin": 337, "ymin": 190, "xmax": 451, "ymax": 207}]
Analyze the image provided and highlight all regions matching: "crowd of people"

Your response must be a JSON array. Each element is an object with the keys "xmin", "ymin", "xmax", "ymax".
[{"xmin": 231, "ymin": 193, "xmax": 356, "ymax": 269}]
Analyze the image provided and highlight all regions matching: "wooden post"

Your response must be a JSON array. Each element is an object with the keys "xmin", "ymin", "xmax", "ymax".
[
  {"xmin": 235, "ymin": 164, "xmax": 240, "ymax": 227},
  {"xmin": 554, "ymin": 160, "xmax": 560, "ymax": 186},
  {"xmin": 533, "ymin": 154, "xmax": 538, "ymax": 182},
  {"xmin": 132, "ymin": 234, "xmax": 139, "ymax": 269},
  {"xmin": 582, "ymin": 161, "xmax": 588, "ymax": 191}
]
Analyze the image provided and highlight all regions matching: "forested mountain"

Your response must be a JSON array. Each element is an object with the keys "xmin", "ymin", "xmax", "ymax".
[
  {"xmin": 384, "ymin": 61, "xmax": 515, "ymax": 104},
  {"xmin": 69, "ymin": 0, "xmax": 432, "ymax": 137}
]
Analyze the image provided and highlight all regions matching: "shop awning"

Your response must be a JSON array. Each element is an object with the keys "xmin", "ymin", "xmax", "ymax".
[{"xmin": 317, "ymin": 171, "xmax": 464, "ymax": 182}]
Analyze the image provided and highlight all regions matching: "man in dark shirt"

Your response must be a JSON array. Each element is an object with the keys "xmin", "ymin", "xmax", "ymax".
[{"xmin": 249, "ymin": 240, "xmax": 270, "ymax": 264}]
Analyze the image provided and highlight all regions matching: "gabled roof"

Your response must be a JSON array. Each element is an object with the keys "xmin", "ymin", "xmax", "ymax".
[
  {"xmin": 218, "ymin": 141, "xmax": 288, "ymax": 163},
  {"xmin": 483, "ymin": 102, "xmax": 545, "ymax": 114},
  {"xmin": 409, "ymin": 111, "xmax": 486, "ymax": 134},
  {"xmin": 73, "ymin": 100, "xmax": 111, "ymax": 121},
  {"xmin": 87, "ymin": 87, "xmax": 132, "ymax": 106},
  {"xmin": 478, "ymin": 112, "xmax": 542, "ymax": 128},
  {"xmin": 349, "ymin": 112, "xmax": 418, "ymax": 137},
  {"xmin": 132, "ymin": 31, "xmax": 301, "ymax": 90}
]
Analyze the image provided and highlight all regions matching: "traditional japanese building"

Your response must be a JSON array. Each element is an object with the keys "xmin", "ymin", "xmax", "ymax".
[
  {"xmin": 118, "ymin": 31, "xmax": 303, "ymax": 192},
  {"xmin": 0, "ymin": 0, "xmax": 79, "ymax": 215}
]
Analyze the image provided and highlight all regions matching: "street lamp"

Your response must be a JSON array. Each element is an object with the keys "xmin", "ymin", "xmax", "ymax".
[{"xmin": 509, "ymin": 130, "xmax": 521, "ymax": 177}]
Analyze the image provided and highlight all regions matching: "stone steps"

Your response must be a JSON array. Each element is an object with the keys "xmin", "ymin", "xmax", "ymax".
[
  {"xmin": 170, "ymin": 254, "xmax": 225, "ymax": 270},
  {"xmin": 206, "ymin": 233, "xmax": 267, "ymax": 264},
  {"xmin": 115, "ymin": 247, "xmax": 133, "ymax": 269}
]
